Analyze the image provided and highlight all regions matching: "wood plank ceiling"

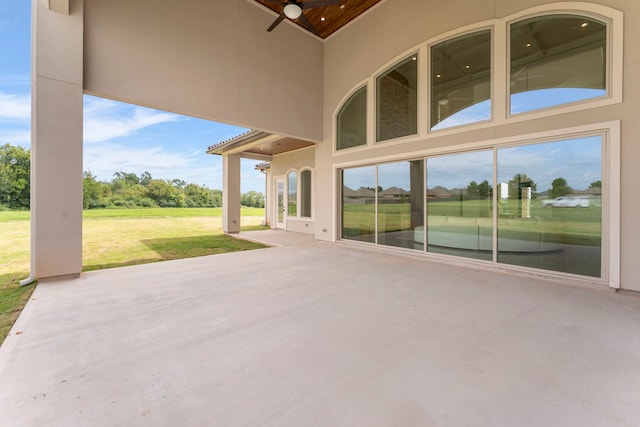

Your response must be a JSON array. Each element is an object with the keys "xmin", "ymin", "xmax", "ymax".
[{"xmin": 254, "ymin": 0, "xmax": 383, "ymax": 39}]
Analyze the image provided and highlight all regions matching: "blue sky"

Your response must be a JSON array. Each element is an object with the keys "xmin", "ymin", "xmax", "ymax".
[{"xmin": 0, "ymin": 1, "xmax": 265, "ymax": 193}]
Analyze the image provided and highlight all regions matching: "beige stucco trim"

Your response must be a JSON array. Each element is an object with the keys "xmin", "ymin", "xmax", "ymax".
[{"xmin": 48, "ymin": 0, "xmax": 69, "ymax": 14}]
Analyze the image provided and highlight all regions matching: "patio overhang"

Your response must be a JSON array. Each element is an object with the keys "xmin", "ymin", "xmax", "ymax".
[{"xmin": 207, "ymin": 130, "xmax": 316, "ymax": 161}]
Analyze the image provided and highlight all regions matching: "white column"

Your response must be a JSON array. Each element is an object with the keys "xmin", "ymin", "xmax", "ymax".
[
  {"xmin": 222, "ymin": 154, "xmax": 241, "ymax": 234},
  {"xmin": 29, "ymin": 0, "xmax": 84, "ymax": 280}
]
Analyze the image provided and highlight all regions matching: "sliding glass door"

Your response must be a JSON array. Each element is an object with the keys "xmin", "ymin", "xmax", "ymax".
[{"xmin": 339, "ymin": 134, "xmax": 604, "ymax": 278}]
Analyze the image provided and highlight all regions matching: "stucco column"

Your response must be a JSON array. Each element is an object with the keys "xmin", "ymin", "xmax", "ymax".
[
  {"xmin": 28, "ymin": 0, "xmax": 84, "ymax": 281},
  {"xmin": 222, "ymin": 154, "xmax": 241, "ymax": 234}
]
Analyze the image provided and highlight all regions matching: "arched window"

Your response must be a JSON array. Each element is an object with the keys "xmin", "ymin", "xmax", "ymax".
[
  {"xmin": 510, "ymin": 14, "xmax": 607, "ymax": 114},
  {"xmin": 300, "ymin": 169, "xmax": 312, "ymax": 218},
  {"xmin": 336, "ymin": 86, "xmax": 367, "ymax": 150},
  {"xmin": 376, "ymin": 54, "xmax": 418, "ymax": 141},
  {"xmin": 431, "ymin": 30, "xmax": 491, "ymax": 131},
  {"xmin": 287, "ymin": 171, "xmax": 297, "ymax": 217}
]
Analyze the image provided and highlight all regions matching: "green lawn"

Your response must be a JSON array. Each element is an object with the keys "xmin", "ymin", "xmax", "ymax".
[
  {"xmin": 0, "ymin": 208, "xmax": 267, "ymax": 343},
  {"xmin": 342, "ymin": 199, "xmax": 602, "ymax": 246}
]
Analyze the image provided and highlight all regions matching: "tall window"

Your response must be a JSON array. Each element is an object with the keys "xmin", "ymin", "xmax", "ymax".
[
  {"xmin": 427, "ymin": 150, "xmax": 493, "ymax": 260},
  {"xmin": 337, "ymin": 86, "xmax": 367, "ymax": 150},
  {"xmin": 377, "ymin": 160, "xmax": 424, "ymax": 250},
  {"xmin": 339, "ymin": 134, "xmax": 604, "ymax": 279},
  {"xmin": 300, "ymin": 169, "xmax": 312, "ymax": 218},
  {"xmin": 431, "ymin": 30, "xmax": 492, "ymax": 131},
  {"xmin": 376, "ymin": 54, "xmax": 418, "ymax": 141},
  {"xmin": 287, "ymin": 171, "xmax": 297, "ymax": 217},
  {"xmin": 497, "ymin": 136, "xmax": 602, "ymax": 277},
  {"xmin": 510, "ymin": 14, "xmax": 607, "ymax": 114},
  {"xmin": 341, "ymin": 166, "xmax": 376, "ymax": 243}
]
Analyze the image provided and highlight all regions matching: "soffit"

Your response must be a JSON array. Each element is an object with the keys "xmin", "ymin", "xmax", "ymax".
[
  {"xmin": 253, "ymin": 0, "xmax": 383, "ymax": 39},
  {"xmin": 207, "ymin": 131, "xmax": 314, "ymax": 157}
]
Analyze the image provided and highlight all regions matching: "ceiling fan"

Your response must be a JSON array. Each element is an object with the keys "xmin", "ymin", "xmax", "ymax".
[{"xmin": 263, "ymin": 0, "xmax": 341, "ymax": 36}]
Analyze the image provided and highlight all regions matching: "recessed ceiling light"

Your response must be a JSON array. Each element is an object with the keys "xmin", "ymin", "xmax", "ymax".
[
  {"xmin": 436, "ymin": 74, "xmax": 441, "ymax": 78},
  {"xmin": 581, "ymin": 22, "xmax": 589, "ymax": 27},
  {"xmin": 465, "ymin": 65, "xmax": 470, "ymax": 69},
  {"xmin": 412, "ymin": 57, "xmax": 417, "ymax": 61},
  {"xmin": 321, "ymin": 17, "xmax": 326, "ymax": 21},
  {"xmin": 340, "ymin": 5, "xmax": 345, "ymax": 9},
  {"xmin": 526, "ymin": 43, "xmax": 532, "ymax": 47}
]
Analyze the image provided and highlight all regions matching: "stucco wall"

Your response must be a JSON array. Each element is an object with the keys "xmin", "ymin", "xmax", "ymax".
[
  {"xmin": 83, "ymin": 0, "xmax": 324, "ymax": 142},
  {"xmin": 318, "ymin": 0, "xmax": 640, "ymax": 290},
  {"xmin": 270, "ymin": 147, "xmax": 316, "ymax": 234}
]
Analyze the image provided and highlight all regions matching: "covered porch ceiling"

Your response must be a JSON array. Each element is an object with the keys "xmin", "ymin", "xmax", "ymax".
[
  {"xmin": 254, "ymin": 0, "xmax": 383, "ymax": 39},
  {"xmin": 207, "ymin": 130, "xmax": 315, "ymax": 159}
]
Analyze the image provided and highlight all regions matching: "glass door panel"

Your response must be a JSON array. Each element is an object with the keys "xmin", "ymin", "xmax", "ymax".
[
  {"xmin": 341, "ymin": 166, "xmax": 376, "ymax": 243},
  {"xmin": 377, "ymin": 160, "xmax": 424, "ymax": 250},
  {"xmin": 496, "ymin": 136, "xmax": 602, "ymax": 277},
  {"xmin": 427, "ymin": 150, "xmax": 494, "ymax": 260}
]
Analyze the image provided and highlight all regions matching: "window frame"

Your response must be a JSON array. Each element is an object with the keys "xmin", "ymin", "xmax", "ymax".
[
  {"xmin": 300, "ymin": 167, "xmax": 313, "ymax": 219},
  {"xmin": 331, "ymin": 3, "xmax": 623, "ymax": 155},
  {"xmin": 287, "ymin": 170, "xmax": 298, "ymax": 218},
  {"xmin": 375, "ymin": 52, "xmax": 420, "ymax": 143},
  {"xmin": 335, "ymin": 120, "xmax": 620, "ymax": 288},
  {"xmin": 506, "ymin": 11, "xmax": 613, "ymax": 119},
  {"xmin": 335, "ymin": 84, "xmax": 369, "ymax": 152}
]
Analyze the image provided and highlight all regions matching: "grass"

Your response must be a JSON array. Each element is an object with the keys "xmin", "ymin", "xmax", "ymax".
[
  {"xmin": 0, "ymin": 208, "xmax": 268, "ymax": 343},
  {"xmin": 342, "ymin": 199, "xmax": 602, "ymax": 246}
]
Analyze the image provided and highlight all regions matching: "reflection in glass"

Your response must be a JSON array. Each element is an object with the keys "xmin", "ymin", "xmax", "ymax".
[
  {"xmin": 277, "ymin": 181, "xmax": 284, "ymax": 224},
  {"xmin": 342, "ymin": 166, "xmax": 376, "ymax": 243},
  {"xmin": 427, "ymin": 151, "xmax": 493, "ymax": 260},
  {"xmin": 377, "ymin": 160, "xmax": 425, "ymax": 250},
  {"xmin": 431, "ymin": 30, "xmax": 491, "ymax": 131},
  {"xmin": 300, "ymin": 170, "xmax": 312, "ymax": 218},
  {"xmin": 337, "ymin": 86, "xmax": 367, "ymax": 150},
  {"xmin": 510, "ymin": 15, "xmax": 606, "ymax": 114},
  {"xmin": 377, "ymin": 55, "xmax": 418, "ymax": 141},
  {"xmin": 497, "ymin": 136, "xmax": 602, "ymax": 277},
  {"xmin": 288, "ymin": 171, "xmax": 297, "ymax": 217}
]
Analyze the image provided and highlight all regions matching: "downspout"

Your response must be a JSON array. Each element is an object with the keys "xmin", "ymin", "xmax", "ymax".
[{"xmin": 20, "ymin": 275, "xmax": 36, "ymax": 287}]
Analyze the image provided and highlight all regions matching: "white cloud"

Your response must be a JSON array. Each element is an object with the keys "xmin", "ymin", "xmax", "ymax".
[
  {"xmin": 0, "ymin": 129, "xmax": 30, "ymax": 145},
  {"xmin": 83, "ymin": 143, "xmax": 265, "ymax": 192},
  {"xmin": 83, "ymin": 97, "xmax": 182, "ymax": 143},
  {"xmin": 0, "ymin": 92, "xmax": 30, "ymax": 120}
]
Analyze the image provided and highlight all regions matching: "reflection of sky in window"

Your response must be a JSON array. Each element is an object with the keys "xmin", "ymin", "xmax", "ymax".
[
  {"xmin": 342, "ymin": 166, "xmax": 376, "ymax": 190},
  {"xmin": 378, "ymin": 162, "xmax": 411, "ymax": 190},
  {"xmin": 432, "ymin": 88, "xmax": 606, "ymax": 131},
  {"xmin": 511, "ymin": 88, "xmax": 606, "ymax": 114},
  {"xmin": 432, "ymin": 100, "xmax": 491, "ymax": 131},
  {"xmin": 498, "ymin": 136, "xmax": 601, "ymax": 191},
  {"xmin": 427, "ymin": 150, "xmax": 493, "ymax": 189}
]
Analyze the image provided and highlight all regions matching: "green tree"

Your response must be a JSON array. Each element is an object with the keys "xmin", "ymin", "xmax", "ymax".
[
  {"xmin": 550, "ymin": 177, "xmax": 573, "ymax": 198},
  {"xmin": 146, "ymin": 179, "xmax": 184, "ymax": 207},
  {"xmin": 589, "ymin": 180, "xmax": 602, "ymax": 188},
  {"xmin": 478, "ymin": 180, "xmax": 492, "ymax": 198},
  {"xmin": 465, "ymin": 181, "xmax": 480, "ymax": 198},
  {"xmin": 83, "ymin": 171, "xmax": 107, "ymax": 209},
  {"xmin": 139, "ymin": 171, "xmax": 153, "ymax": 186},
  {"xmin": 241, "ymin": 191, "xmax": 265, "ymax": 208},
  {"xmin": 0, "ymin": 143, "xmax": 30, "ymax": 209}
]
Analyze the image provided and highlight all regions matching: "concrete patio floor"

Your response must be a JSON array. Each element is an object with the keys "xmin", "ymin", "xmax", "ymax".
[{"xmin": 1, "ymin": 230, "xmax": 639, "ymax": 426}]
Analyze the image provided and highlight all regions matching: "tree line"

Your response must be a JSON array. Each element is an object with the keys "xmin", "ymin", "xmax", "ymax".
[{"xmin": 0, "ymin": 143, "xmax": 265, "ymax": 210}]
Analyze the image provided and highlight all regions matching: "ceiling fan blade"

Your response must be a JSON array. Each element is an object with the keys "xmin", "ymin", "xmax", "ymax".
[
  {"xmin": 262, "ymin": 0, "xmax": 284, "ymax": 5},
  {"xmin": 267, "ymin": 13, "xmax": 286, "ymax": 32},
  {"xmin": 297, "ymin": 13, "xmax": 319, "ymax": 36},
  {"xmin": 301, "ymin": 0, "xmax": 340, "ymax": 9}
]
